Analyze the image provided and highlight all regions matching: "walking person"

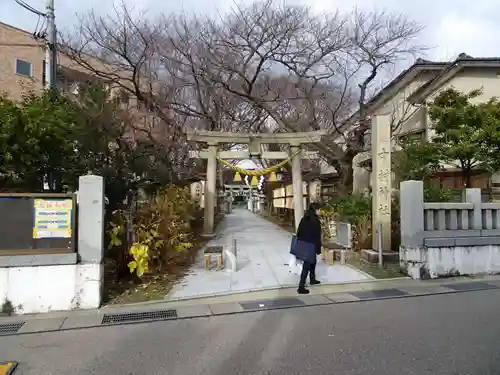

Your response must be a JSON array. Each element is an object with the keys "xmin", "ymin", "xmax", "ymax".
[{"xmin": 293, "ymin": 202, "xmax": 322, "ymax": 295}]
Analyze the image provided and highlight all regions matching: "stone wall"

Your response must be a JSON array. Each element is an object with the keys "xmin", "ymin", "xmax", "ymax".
[{"xmin": 399, "ymin": 180, "xmax": 500, "ymax": 279}]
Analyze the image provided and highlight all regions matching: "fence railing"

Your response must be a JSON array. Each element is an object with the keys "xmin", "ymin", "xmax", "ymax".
[
  {"xmin": 400, "ymin": 181, "xmax": 500, "ymax": 248},
  {"xmin": 423, "ymin": 203, "xmax": 474, "ymax": 231}
]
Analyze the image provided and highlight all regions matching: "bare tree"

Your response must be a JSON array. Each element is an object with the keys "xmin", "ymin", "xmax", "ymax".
[
  {"xmin": 158, "ymin": 15, "xmax": 270, "ymax": 136},
  {"xmin": 190, "ymin": 0, "xmax": 349, "ymax": 129},
  {"xmin": 165, "ymin": 2, "xmax": 425, "ymax": 191},
  {"xmin": 329, "ymin": 8, "xmax": 426, "ymax": 191},
  {"xmin": 62, "ymin": 0, "xmax": 426, "ymax": 191},
  {"xmin": 59, "ymin": 4, "xmax": 196, "ymax": 177}
]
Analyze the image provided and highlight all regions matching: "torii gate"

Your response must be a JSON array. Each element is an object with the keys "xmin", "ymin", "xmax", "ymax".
[{"xmin": 187, "ymin": 130, "xmax": 325, "ymax": 236}]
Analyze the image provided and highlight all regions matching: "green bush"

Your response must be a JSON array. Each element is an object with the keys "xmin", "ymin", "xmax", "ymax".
[
  {"xmin": 423, "ymin": 184, "xmax": 456, "ymax": 202},
  {"xmin": 324, "ymin": 186, "xmax": 455, "ymax": 252},
  {"xmin": 324, "ymin": 194, "xmax": 373, "ymax": 252},
  {"xmin": 326, "ymin": 194, "xmax": 371, "ymax": 225}
]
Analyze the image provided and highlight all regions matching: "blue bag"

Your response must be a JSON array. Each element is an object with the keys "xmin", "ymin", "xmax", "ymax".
[
  {"xmin": 290, "ymin": 235, "xmax": 298, "ymax": 254},
  {"xmin": 290, "ymin": 235, "xmax": 316, "ymax": 264}
]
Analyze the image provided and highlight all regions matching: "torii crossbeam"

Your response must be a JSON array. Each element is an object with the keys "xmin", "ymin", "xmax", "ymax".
[{"xmin": 187, "ymin": 130, "xmax": 326, "ymax": 236}]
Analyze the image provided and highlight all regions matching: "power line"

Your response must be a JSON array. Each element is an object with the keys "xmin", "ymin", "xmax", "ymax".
[{"xmin": 13, "ymin": 0, "xmax": 45, "ymax": 16}]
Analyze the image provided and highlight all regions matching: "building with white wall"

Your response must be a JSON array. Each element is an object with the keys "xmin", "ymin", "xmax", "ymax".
[{"xmin": 345, "ymin": 54, "xmax": 500, "ymax": 192}]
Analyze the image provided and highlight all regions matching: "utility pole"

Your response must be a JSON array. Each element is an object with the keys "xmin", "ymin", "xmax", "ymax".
[
  {"xmin": 14, "ymin": 0, "xmax": 57, "ymax": 88},
  {"xmin": 14, "ymin": 0, "xmax": 58, "ymax": 191},
  {"xmin": 44, "ymin": 0, "xmax": 56, "ymax": 89}
]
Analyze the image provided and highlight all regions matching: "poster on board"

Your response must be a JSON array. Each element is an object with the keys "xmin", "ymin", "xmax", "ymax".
[{"xmin": 33, "ymin": 199, "xmax": 73, "ymax": 239}]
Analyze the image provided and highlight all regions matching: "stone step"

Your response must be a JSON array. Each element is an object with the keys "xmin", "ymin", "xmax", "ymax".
[{"xmin": 361, "ymin": 249, "xmax": 399, "ymax": 264}]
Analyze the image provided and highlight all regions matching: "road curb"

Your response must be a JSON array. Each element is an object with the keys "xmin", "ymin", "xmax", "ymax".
[
  {"xmin": 160, "ymin": 276, "xmax": 412, "ymax": 304},
  {"xmin": 1, "ymin": 276, "xmax": 499, "ymax": 337}
]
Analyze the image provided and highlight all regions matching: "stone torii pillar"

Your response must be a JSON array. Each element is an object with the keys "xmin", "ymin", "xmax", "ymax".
[
  {"xmin": 204, "ymin": 144, "xmax": 218, "ymax": 236},
  {"xmin": 371, "ymin": 113, "xmax": 392, "ymax": 251},
  {"xmin": 187, "ymin": 131, "xmax": 325, "ymax": 236},
  {"xmin": 290, "ymin": 144, "xmax": 305, "ymax": 230}
]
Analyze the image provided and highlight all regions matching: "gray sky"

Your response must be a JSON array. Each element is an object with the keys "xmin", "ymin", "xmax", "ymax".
[{"xmin": 1, "ymin": 0, "xmax": 498, "ymax": 62}]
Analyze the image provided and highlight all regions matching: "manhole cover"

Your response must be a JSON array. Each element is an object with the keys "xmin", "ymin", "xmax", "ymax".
[
  {"xmin": 240, "ymin": 298, "xmax": 305, "ymax": 310},
  {"xmin": 101, "ymin": 309, "xmax": 177, "ymax": 325},
  {"xmin": 0, "ymin": 322, "xmax": 24, "ymax": 335},
  {"xmin": 446, "ymin": 282, "xmax": 498, "ymax": 291}
]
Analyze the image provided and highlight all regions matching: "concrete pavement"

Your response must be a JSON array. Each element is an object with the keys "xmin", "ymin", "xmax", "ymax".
[
  {"xmin": 1, "ymin": 275, "xmax": 500, "ymax": 337},
  {"xmin": 1, "ymin": 286, "xmax": 500, "ymax": 374},
  {"xmin": 166, "ymin": 209, "xmax": 371, "ymax": 301}
]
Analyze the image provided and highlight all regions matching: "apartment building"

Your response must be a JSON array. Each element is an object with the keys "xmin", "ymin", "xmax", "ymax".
[
  {"xmin": 0, "ymin": 22, "xmax": 45, "ymax": 99},
  {"xmin": 1, "ymin": 22, "xmax": 167, "ymax": 132},
  {"xmin": 0, "ymin": 21, "xmax": 102, "ymax": 100}
]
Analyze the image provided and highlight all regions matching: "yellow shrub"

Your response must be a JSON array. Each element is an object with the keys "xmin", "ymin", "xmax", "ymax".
[
  {"xmin": 319, "ymin": 210, "xmax": 339, "ymax": 241},
  {"xmin": 106, "ymin": 185, "xmax": 197, "ymax": 278},
  {"xmin": 352, "ymin": 214, "xmax": 372, "ymax": 251},
  {"xmin": 128, "ymin": 243, "xmax": 150, "ymax": 277}
]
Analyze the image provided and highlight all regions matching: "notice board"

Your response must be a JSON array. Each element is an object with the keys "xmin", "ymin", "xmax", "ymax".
[{"xmin": 0, "ymin": 194, "xmax": 76, "ymax": 254}]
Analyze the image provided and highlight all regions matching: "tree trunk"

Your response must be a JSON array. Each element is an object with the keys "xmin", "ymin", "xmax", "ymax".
[
  {"xmin": 463, "ymin": 169, "xmax": 472, "ymax": 188},
  {"xmin": 334, "ymin": 149, "xmax": 358, "ymax": 195},
  {"xmin": 337, "ymin": 162, "xmax": 354, "ymax": 195}
]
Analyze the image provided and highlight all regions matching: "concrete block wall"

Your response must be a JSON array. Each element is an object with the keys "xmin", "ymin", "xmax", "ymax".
[
  {"xmin": 0, "ymin": 175, "xmax": 105, "ymax": 314},
  {"xmin": 400, "ymin": 180, "xmax": 500, "ymax": 279}
]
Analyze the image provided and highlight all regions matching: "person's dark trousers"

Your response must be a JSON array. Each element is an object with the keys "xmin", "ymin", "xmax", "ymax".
[
  {"xmin": 309, "ymin": 261, "xmax": 317, "ymax": 282},
  {"xmin": 299, "ymin": 261, "xmax": 317, "ymax": 287}
]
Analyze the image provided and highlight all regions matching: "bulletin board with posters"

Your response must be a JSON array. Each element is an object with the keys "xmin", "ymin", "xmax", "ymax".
[
  {"xmin": 273, "ymin": 187, "xmax": 286, "ymax": 208},
  {"xmin": 273, "ymin": 183, "xmax": 309, "ymax": 210},
  {"xmin": 0, "ymin": 193, "xmax": 76, "ymax": 255}
]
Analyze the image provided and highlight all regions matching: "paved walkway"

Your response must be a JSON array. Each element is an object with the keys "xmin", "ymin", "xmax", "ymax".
[{"xmin": 166, "ymin": 209, "xmax": 372, "ymax": 300}]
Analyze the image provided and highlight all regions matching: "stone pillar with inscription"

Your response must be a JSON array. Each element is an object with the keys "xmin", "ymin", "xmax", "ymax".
[{"xmin": 371, "ymin": 114, "xmax": 392, "ymax": 251}]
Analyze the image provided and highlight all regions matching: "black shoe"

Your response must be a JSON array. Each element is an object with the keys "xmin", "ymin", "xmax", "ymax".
[
  {"xmin": 297, "ymin": 287, "xmax": 310, "ymax": 294},
  {"xmin": 310, "ymin": 280, "xmax": 321, "ymax": 285}
]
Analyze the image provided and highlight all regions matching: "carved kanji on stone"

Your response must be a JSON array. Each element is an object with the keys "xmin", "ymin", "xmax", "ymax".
[
  {"xmin": 378, "ymin": 204, "xmax": 390, "ymax": 215},
  {"xmin": 378, "ymin": 186, "xmax": 390, "ymax": 199}
]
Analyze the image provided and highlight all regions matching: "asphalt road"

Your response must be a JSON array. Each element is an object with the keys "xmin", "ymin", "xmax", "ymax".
[{"xmin": 1, "ymin": 290, "xmax": 500, "ymax": 375}]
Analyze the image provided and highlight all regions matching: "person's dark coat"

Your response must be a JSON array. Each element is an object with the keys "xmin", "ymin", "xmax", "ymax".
[{"xmin": 296, "ymin": 211, "xmax": 322, "ymax": 260}]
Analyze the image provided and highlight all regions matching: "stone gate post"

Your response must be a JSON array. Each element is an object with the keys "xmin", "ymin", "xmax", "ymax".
[
  {"xmin": 78, "ymin": 175, "xmax": 104, "ymax": 264},
  {"xmin": 371, "ymin": 114, "xmax": 392, "ymax": 251}
]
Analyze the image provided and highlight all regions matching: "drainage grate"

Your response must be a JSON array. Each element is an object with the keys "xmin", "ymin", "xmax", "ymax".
[
  {"xmin": 372, "ymin": 288, "xmax": 409, "ymax": 298},
  {"xmin": 240, "ymin": 298, "xmax": 305, "ymax": 310},
  {"xmin": 101, "ymin": 309, "xmax": 177, "ymax": 325},
  {"xmin": 351, "ymin": 288, "xmax": 409, "ymax": 300},
  {"xmin": 0, "ymin": 322, "xmax": 25, "ymax": 335},
  {"xmin": 446, "ymin": 282, "xmax": 498, "ymax": 292}
]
